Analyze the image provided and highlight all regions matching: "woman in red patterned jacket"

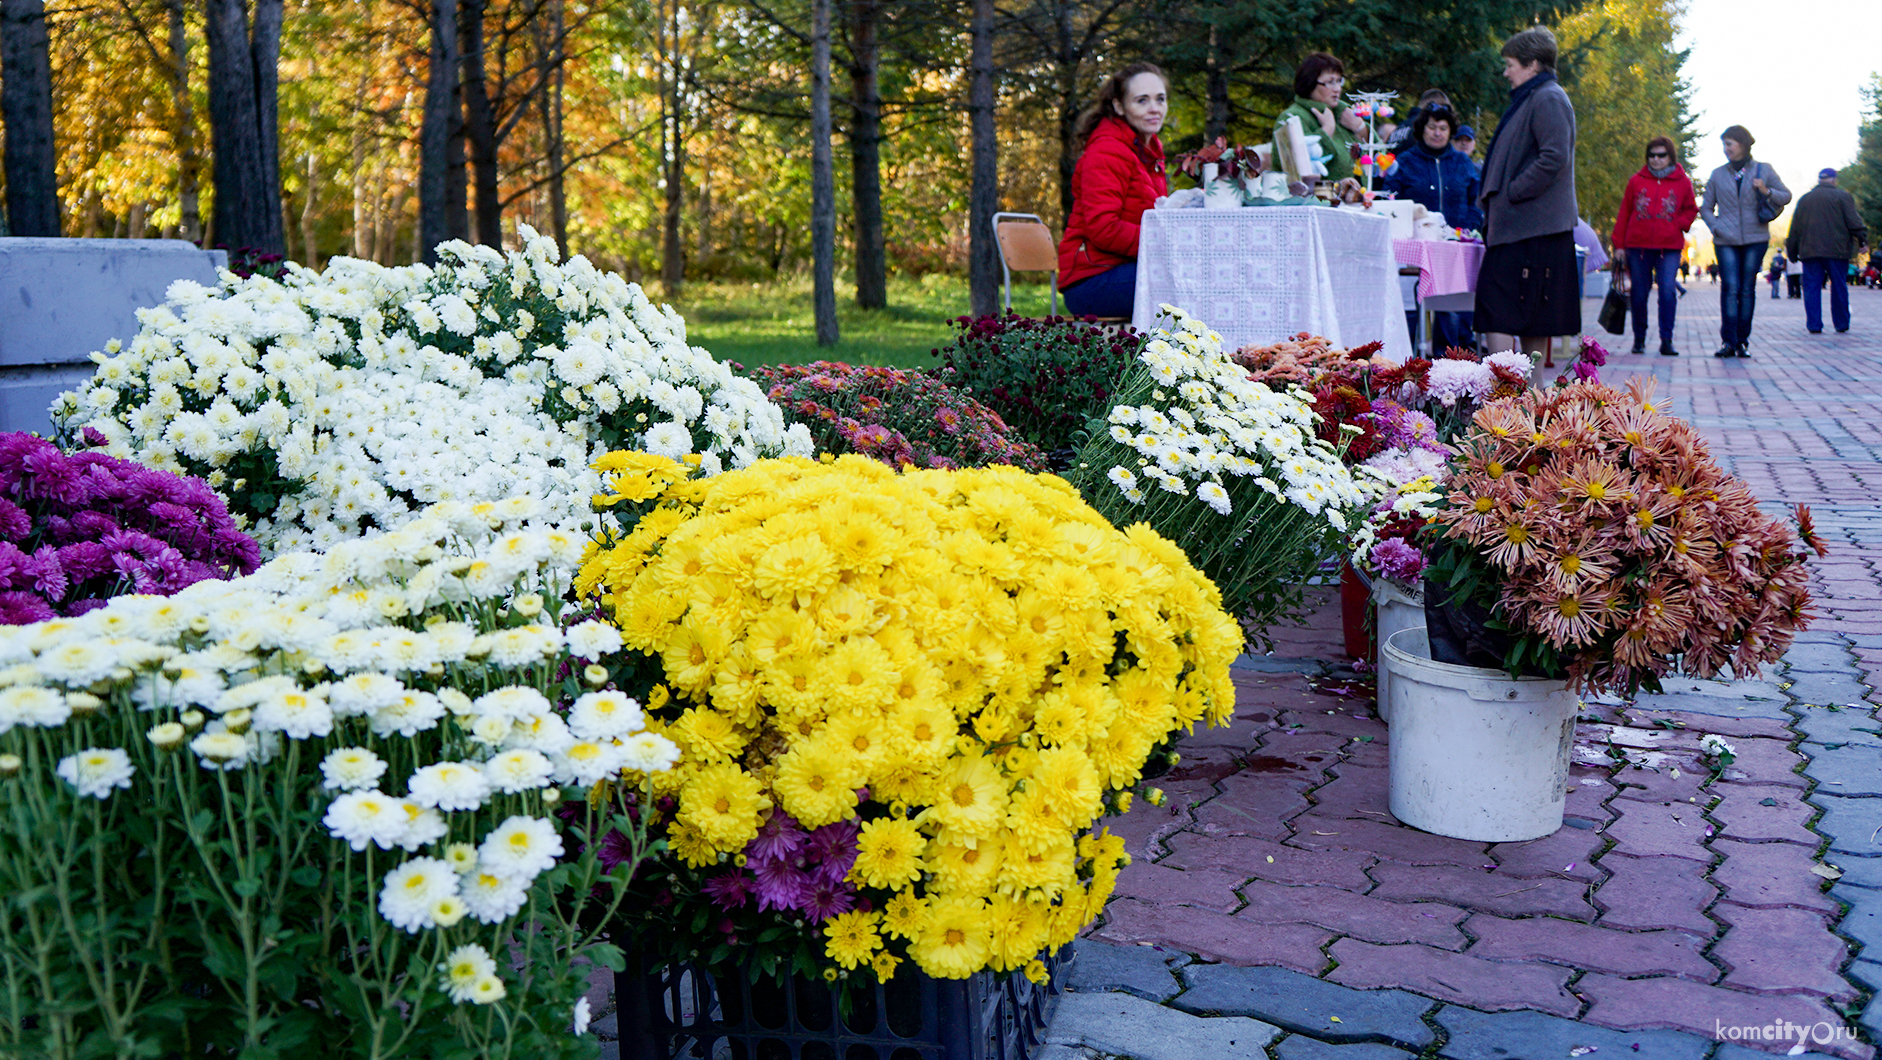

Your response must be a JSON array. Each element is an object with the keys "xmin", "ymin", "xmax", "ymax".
[
  {"xmin": 1611, "ymin": 135, "xmax": 1700, "ymax": 356},
  {"xmin": 1056, "ymin": 63, "xmax": 1170, "ymax": 319}
]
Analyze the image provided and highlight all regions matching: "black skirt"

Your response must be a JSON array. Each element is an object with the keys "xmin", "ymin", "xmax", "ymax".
[{"xmin": 1473, "ymin": 231, "xmax": 1582, "ymax": 337}]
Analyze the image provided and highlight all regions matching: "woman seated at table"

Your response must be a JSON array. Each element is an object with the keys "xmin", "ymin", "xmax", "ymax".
[
  {"xmin": 1056, "ymin": 63, "xmax": 1170, "ymax": 319},
  {"xmin": 1385, "ymin": 104, "xmax": 1482, "ymax": 350},
  {"xmin": 1273, "ymin": 53, "xmax": 1364, "ymax": 183}
]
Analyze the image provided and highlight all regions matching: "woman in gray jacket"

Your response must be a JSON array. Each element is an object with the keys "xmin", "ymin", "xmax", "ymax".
[
  {"xmin": 1701, "ymin": 126, "xmax": 1790, "ymax": 357},
  {"xmin": 1473, "ymin": 27, "xmax": 1579, "ymax": 362}
]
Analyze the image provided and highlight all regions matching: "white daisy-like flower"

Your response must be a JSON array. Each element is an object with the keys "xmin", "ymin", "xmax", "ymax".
[
  {"xmin": 567, "ymin": 690, "xmax": 643, "ymax": 741},
  {"xmin": 190, "ymin": 731, "xmax": 251, "ymax": 770},
  {"xmin": 1106, "ymin": 466, "xmax": 1138, "ymax": 492},
  {"xmin": 378, "ymin": 857, "xmax": 459, "ymax": 933},
  {"xmin": 320, "ymin": 747, "xmax": 388, "ymax": 791},
  {"xmin": 565, "ymin": 620, "xmax": 625, "ymax": 659},
  {"xmin": 397, "ymin": 804, "xmax": 450, "ymax": 850},
  {"xmin": 643, "ymin": 420, "xmax": 693, "ymax": 458},
  {"xmin": 1196, "ymin": 481, "xmax": 1232, "ymax": 516},
  {"xmin": 408, "ymin": 761, "xmax": 492, "ymax": 811},
  {"xmin": 252, "ymin": 687, "xmax": 333, "ymax": 739},
  {"xmin": 472, "ymin": 685, "xmax": 550, "ymax": 722},
  {"xmin": 618, "ymin": 731, "xmax": 682, "ymax": 774},
  {"xmin": 1, "ymin": 685, "xmax": 72, "ymax": 729},
  {"xmin": 35, "ymin": 642, "xmax": 119, "ymax": 686},
  {"xmin": 440, "ymin": 943, "xmax": 499, "ymax": 1002},
  {"xmin": 573, "ymin": 996, "xmax": 592, "ymax": 1035},
  {"xmin": 327, "ymin": 673, "xmax": 405, "ymax": 717},
  {"xmin": 369, "ymin": 690, "xmax": 446, "ymax": 737},
  {"xmin": 553, "ymin": 740, "xmax": 624, "ymax": 786},
  {"xmin": 477, "ymin": 815, "xmax": 564, "ymax": 882},
  {"xmin": 443, "ymin": 842, "xmax": 480, "ymax": 873},
  {"xmin": 55, "ymin": 748, "xmax": 136, "ymax": 800},
  {"xmin": 460, "ymin": 867, "xmax": 531, "ymax": 923},
  {"xmin": 323, "ymin": 789, "xmax": 410, "ymax": 851},
  {"xmin": 483, "ymin": 749, "xmax": 555, "ymax": 793}
]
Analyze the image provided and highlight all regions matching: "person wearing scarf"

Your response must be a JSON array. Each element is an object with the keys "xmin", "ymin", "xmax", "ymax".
[
  {"xmin": 1473, "ymin": 26, "xmax": 1580, "ymax": 365},
  {"xmin": 1385, "ymin": 104, "xmax": 1482, "ymax": 350},
  {"xmin": 1611, "ymin": 136, "xmax": 1700, "ymax": 356},
  {"xmin": 1700, "ymin": 125, "xmax": 1791, "ymax": 356}
]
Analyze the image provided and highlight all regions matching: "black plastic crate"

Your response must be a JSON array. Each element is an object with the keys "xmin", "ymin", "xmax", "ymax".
[{"xmin": 613, "ymin": 946, "xmax": 1070, "ymax": 1060}]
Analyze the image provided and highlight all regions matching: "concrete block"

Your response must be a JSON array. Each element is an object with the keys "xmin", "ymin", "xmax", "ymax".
[
  {"xmin": 1434, "ymin": 1006, "xmax": 1712, "ymax": 1060},
  {"xmin": 1174, "ymin": 962, "xmax": 1435, "ymax": 1047},
  {"xmin": 1064, "ymin": 939, "xmax": 1187, "ymax": 1003},
  {"xmin": 1046, "ymin": 991, "xmax": 1279, "ymax": 1060}
]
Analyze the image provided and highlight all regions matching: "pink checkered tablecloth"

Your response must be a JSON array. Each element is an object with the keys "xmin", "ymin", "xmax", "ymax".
[{"xmin": 1393, "ymin": 238, "xmax": 1484, "ymax": 299}]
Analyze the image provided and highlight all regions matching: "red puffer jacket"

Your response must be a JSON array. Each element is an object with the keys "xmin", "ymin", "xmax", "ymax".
[
  {"xmin": 1611, "ymin": 163, "xmax": 1699, "ymax": 251},
  {"xmin": 1057, "ymin": 115, "xmax": 1168, "ymax": 290}
]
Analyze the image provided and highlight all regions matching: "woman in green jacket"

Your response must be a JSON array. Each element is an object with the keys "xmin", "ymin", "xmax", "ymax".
[{"xmin": 1273, "ymin": 53, "xmax": 1364, "ymax": 183}]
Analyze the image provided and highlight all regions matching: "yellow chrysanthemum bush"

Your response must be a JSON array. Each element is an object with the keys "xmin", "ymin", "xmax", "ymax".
[{"xmin": 575, "ymin": 452, "xmax": 1241, "ymax": 985}]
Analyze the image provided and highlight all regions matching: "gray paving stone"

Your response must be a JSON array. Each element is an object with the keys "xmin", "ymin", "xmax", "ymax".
[
  {"xmin": 1786, "ymin": 671, "xmax": 1876, "ymax": 704},
  {"xmin": 1273, "ymin": 1036, "xmax": 1418, "ymax": 1060},
  {"xmin": 1864, "ymin": 979, "xmax": 1882, "ymax": 1045},
  {"xmin": 1065, "ymin": 939, "xmax": 1187, "ymax": 1003},
  {"xmin": 1794, "ymin": 705, "xmax": 1882, "ymax": 749},
  {"xmin": 592, "ymin": 1012, "xmax": 618, "ymax": 1037},
  {"xmin": 1045, "ymin": 991, "xmax": 1279, "ymax": 1060},
  {"xmin": 1714, "ymin": 1046, "xmax": 1855, "ymax": 1060},
  {"xmin": 598, "ymin": 1043, "xmax": 618, "ymax": 1060},
  {"xmin": 1172, "ymin": 963, "xmax": 1434, "ymax": 1048},
  {"xmin": 1783, "ymin": 644, "xmax": 1865, "ymax": 675},
  {"xmin": 1802, "ymin": 745, "xmax": 1882, "ymax": 796},
  {"xmin": 1433, "ymin": 1006, "xmax": 1712, "ymax": 1060},
  {"xmin": 1645, "ymin": 690, "xmax": 1793, "ymax": 721},
  {"xmin": 1234, "ymin": 655, "xmax": 1322, "ymax": 674},
  {"xmin": 1832, "ymin": 888, "xmax": 1882, "ymax": 953},
  {"xmin": 1848, "ymin": 956, "xmax": 1882, "ymax": 992},
  {"xmin": 1834, "ymin": 854, "xmax": 1882, "ymax": 889},
  {"xmin": 1033, "ymin": 1046, "xmax": 1101, "ymax": 1060},
  {"xmin": 1813, "ymin": 793, "xmax": 1882, "ymax": 855}
]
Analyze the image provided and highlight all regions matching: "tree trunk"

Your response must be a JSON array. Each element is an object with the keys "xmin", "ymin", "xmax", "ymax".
[
  {"xmin": 810, "ymin": 0, "xmax": 840, "ymax": 344},
  {"xmin": 1, "ymin": 0, "xmax": 61, "ymax": 236},
  {"xmin": 1053, "ymin": 0, "xmax": 1076, "ymax": 221},
  {"xmin": 418, "ymin": 0, "xmax": 459, "ymax": 261},
  {"xmin": 1204, "ymin": 24, "xmax": 1229, "ymax": 142},
  {"xmin": 460, "ymin": 0, "xmax": 498, "ymax": 246},
  {"xmin": 443, "ymin": 0, "xmax": 468, "ymax": 243},
  {"xmin": 204, "ymin": 0, "xmax": 285, "ymax": 254},
  {"xmin": 657, "ymin": 0, "xmax": 684, "ymax": 296},
  {"xmin": 300, "ymin": 151, "xmax": 320, "ymax": 266},
  {"xmin": 848, "ymin": 0, "xmax": 886, "ymax": 309},
  {"xmin": 546, "ymin": 0, "xmax": 567, "ymax": 254},
  {"xmin": 967, "ymin": 0, "xmax": 998, "ymax": 317},
  {"xmin": 167, "ymin": 0, "xmax": 201, "ymax": 241}
]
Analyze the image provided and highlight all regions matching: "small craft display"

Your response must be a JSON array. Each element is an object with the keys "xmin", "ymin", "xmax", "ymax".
[{"xmin": 1347, "ymin": 90, "xmax": 1398, "ymax": 189}]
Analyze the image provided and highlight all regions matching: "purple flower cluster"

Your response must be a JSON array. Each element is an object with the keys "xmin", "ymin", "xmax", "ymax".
[
  {"xmin": 0, "ymin": 432, "xmax": 260, "ymax": 624},
  {"xmin": 1370, "ymin": 538, "xmax": 1428, "ymax": 582},
  {"xmin": 1366, "ymin": 399, "xmax": 1446, "ymax": 454},
  {"xmin": 700, "ymin": 812, "xmax": 861, "ymax": 921},
  {"xmin": 755, "ymin": 362, "xmax": 1047, "ymax": 472}
]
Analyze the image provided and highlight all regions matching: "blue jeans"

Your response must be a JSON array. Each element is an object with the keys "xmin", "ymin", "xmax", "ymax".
[
  {"xmin": 1433, "ymin": 311, "xmax": 1475, "ymax": 352},
  {"xmin": 1715, "ymin": 242, "xmax": 1767, "ymax": 347},
  {"xmin": 1626, "ymin": 248, "xmax": 1680, "ymax": 346},
  {"xmin": 1801, "ymin": 258, "xmax": 1850, "ymax": 332},
  {"xmin": 1062, "ymin": 262, "xmax": 1137, "ymax": 318}
]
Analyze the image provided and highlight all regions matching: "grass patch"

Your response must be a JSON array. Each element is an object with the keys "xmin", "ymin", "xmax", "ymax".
[{"xmin": 666, "ymin": 274, "xmax": 1061, "ymax": 369}]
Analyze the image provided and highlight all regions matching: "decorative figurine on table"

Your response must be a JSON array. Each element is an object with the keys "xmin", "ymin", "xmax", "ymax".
[{"xmin": 1346, "ymin": 89, "xmax": 1399, "ymax": 190}]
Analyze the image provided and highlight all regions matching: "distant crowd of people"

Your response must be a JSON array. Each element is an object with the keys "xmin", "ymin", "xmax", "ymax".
[{"xmin": 1052, "ymin": 27, "xmax": 1868, "ymax": 351}]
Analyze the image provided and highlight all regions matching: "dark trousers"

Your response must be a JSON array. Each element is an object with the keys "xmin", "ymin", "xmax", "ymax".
[
  {"xmin": 1715, "ymin": 242, "xmax": 1767, "ymax": 347},
  {"xmin": 1801, "ymin": 258, "xmax": 1850, "ymax": 333},
  {"xmin": 1626, "ymin": 248, "xmax": 1680, "ymax": 347},
  {"xmin": 1062, "ymin": 262, "xmax": 1137, "ymax": 318},
  {"xmin": 1788, "ymin": 274, "xmax": 1803, "ymax": 298}
]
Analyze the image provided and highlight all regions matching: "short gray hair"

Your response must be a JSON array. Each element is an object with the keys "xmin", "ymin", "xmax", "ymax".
[{"xmin": 1501, "ymin": 26, "xmax": 1557, "ymax": 71}]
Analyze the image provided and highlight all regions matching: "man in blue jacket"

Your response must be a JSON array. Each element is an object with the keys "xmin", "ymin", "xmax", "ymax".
[{"xmin": 1385, "ymin": 105, "xmax": 1483, "ymax": 350}]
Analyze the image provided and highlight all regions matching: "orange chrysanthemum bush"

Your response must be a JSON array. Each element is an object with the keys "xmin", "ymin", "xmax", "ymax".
[
  {"xmin": 1426, "ymin": 378, "xmax": 1824, "ymax": 697},
  {"xmin": 574, "ymin": 451, "xmax": 1240, "ymax": 985}
]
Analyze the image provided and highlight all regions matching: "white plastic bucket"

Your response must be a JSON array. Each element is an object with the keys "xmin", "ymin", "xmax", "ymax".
[
  {"xmin": 1382, "ymin": 627, "xmax": 1578, "ymax": 842},
  {"xmin": 1371, "ymin": 581, "xmax": 1424, "ymax": 724}
]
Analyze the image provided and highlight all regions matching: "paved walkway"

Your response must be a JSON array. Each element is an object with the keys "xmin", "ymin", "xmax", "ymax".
[{"xmin": 1052, "ymin": 288, "xmax": 1882, "ymax": 1060}]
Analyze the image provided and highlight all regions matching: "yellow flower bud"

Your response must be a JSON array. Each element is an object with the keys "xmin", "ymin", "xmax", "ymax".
[
  {"xmin": 1116, "ymin": 791, "xmax": 1134, "ymax": 814},
  {"xmin": 583, "ymin": 664, "xmax": 610, "ymax": 686},
  {"xmin": 223, "ymin": 709, "xmax": 254, "ymax": 735},
  {"xmin": 67, "ymin": 692, "xmax": 103, "ymax": 717},
  {"xmin": 180, "ymin": 710, "xmax": 207, "ymax": 733},
  {"xmin": 541, "ymin": 787, "xmax": 562, "ymax": 807},
  {"xmin": 0, "ymin": 754, "xmax": 21, "ymax": 778},
  {"xmin": 1146, "ymin": 788, "xmax": 1166, "ymax": 807},
  {"xmin": 148, "ymin": 722, "xmax": 186, "ymax": 750}
]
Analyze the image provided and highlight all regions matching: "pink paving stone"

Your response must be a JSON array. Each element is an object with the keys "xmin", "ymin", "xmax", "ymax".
[
  {"xmin": 1093, "ymin": 897, "xmax": 1333, "ymax": 975},
  {"xmin": 1710, "ymin": 784, "xmax": 1821, "ymax": 846},
  {"xmin": 1590, "ymin": 853, "xmax": 1720, "ymax": 935},
  {"xmin": 1564, "ymin": 773, "xmax": 1619, "ymax": 823},
  {"xmin": 1300, "ymin": 764, "xmax": 1393, "ymax": 821},
  {"xmin": 1592, "ymin": 722, "xmax": 1712, "ymax": 754},
  {"xmin": 1601, "ymin": 799, "xmax": 1717, "ymax": 861},
  {"xmin": 1367, "ymin": 861, "xmax": 1597, "ymax": 921},
  {"xmin": 1098, "ymin": 800, "xmax": 1193, "ymax": 861},
  {"xmin": 1488, "ymin": 824, "xmax": 1606, "ymax": 883},
  {"xmin": 1338, "ymin": 737, "xmax": 1390, "ymax": 769},
  {"xmin": 1649, "ymin": 710, "xmax": 1795, "ymax": 740},
  {"xmin": 1708, "ymin": 838, "xmax": 1841, "ymax": 915},
  {"xmin": 1325, "ymin": 938, "xmax": 1580, "ymax": 1016},
  {"xmin": 1720, "ymin": 739, "xmax": 1810, "ymax": 789},
  {"xmin": 1577, "ymin": 973, "xmax": 1874, "ymax": 1060},
  {"xmin": 1191, "ymin": 774, "xmax": 1313, "ymax": 841},
  {"xmin": 1286, "ymin": 813, "xmax": 1490, "ymax": 867},
  {"xmin": 1177, "ymin": 714, "xmax": 1270, "ymax": 752},
  {"xmin": 1608, "ymin": 755, "xmax": 1712, "ymax": 806},
  {"xmin": 1277, "ymin": 710, "xmax": 1391, "ymax": 741},
  {"xmin": 1232, "ymin": 877, "xmax": 1468, "ymax": 949},
  {"xmin": 1254, "ymin": 727, "xmax": 1352, "ymax": 763},
  {"xmin": 1155, "ymin": 747, "xmax": 1253, "ymax": 787},
  {"xmin": 1109, "ymin": 861, "xmax": 1246, "ymax": 913},
  {"xmin": 1461, "ymin": 913, "xmax": 1718, "ymax": 981},
  {"xmin": 1711, "ymin": 903, "xmax": 1855, "ymax": 1000},
  {"xmin": 1161, "ymin": 831, "xmax": 1377, "ymax": 889}
]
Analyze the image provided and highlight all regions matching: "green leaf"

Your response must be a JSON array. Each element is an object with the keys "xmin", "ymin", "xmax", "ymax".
[{"xmin": 233, "ymin": 877, "xmax": 262, "ymax": 898}]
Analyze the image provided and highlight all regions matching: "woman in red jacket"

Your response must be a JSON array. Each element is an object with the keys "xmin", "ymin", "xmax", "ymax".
[
  {"xmin": 1611, "ymin": 136, "xmax": 1700, "ymax": 355},
  {"xmin": 1056, "ymin": 63, "xmax": 1170, "ymax": 318}
]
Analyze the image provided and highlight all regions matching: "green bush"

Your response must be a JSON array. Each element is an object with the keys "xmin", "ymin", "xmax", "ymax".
[{"xmin": 929, "ymin": 313, "xmax": 1142, "ymax": 457}]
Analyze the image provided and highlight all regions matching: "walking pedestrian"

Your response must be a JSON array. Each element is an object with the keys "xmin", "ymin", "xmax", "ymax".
[
  {"xmin": 1787, "ymin": 255, "xmax": 1804, "ymax": 298},
  {"xmin": 1768, "ymin": 251, "xmax": 1787, "ymax": 299},
  {"xmin": 1473, "ymin": 27, "xmax": 1580, "ymax": 365},
  {"xmin": 1610, "ymin": 136, "xmax": 1698, "ymax": 355},
  {"xmin": 1700, "ymin": 125, "xmax": 1790, "ymax": 357},
  {"xmin": 1785, "ymin": 168, "xmax": 1869, "ymax": 335}
]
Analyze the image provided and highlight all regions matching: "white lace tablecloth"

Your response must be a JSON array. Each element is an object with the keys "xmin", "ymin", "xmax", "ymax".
[{"xmin": 1131, "ymin": 206, "xmax": 1412, "ymax": 362}]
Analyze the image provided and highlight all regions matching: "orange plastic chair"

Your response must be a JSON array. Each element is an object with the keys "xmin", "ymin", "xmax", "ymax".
[{"xmin": 993, "ymin": 212, "xmax": 1060, "ymax": 316}]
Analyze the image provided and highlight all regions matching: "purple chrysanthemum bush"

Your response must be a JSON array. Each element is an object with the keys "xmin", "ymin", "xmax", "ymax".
[{"xmin": 0, "ymin": 431, "xmax": 260, "ymax": 624}]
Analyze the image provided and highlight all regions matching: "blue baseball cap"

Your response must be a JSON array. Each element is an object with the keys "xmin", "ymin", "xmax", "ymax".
[
  {"xmin": 1821, "ymin": 167, "xmax": 1838, "ymax": 179},
  {"xmin": 1454, "ymin": 125, "xmax": 1476, "ymax": 139}
]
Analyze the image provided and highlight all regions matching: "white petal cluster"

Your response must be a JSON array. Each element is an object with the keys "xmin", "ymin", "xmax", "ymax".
[{"xmin": 59, "ymin": 225, "xmax": 812, "ymax": 556}]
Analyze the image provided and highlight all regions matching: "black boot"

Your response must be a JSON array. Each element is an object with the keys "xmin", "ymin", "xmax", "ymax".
[
  {"xmin": 1714, "ymin": 344, "xmax": 1737, "ymax": 357},
  {"xmin": 1630, "ymin": 341, "xmax": 1647, "ymax": 355},
  {"xmin": 1736, "ymin": 343, "xmax": 1751, "ymax": 357},
  {"xmin": 1659, "ymin": 342, "xmax": 1679, "ymax": 356}
]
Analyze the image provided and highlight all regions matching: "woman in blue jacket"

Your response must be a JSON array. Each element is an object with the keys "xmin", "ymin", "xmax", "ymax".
[{"xmin": 1385, "ymin": 104, "xmax": 1482, "ymax": 350}]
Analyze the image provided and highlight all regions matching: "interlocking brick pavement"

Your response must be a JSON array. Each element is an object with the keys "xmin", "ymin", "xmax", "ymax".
[{"xmin": 1076, "ymin": 290, "xmax": 1882, "ymax": 1058}]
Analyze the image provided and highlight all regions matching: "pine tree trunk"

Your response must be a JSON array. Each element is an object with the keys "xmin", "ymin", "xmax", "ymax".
[
  {"xmin": 460, "ymin": 0, "xmax": 498, "ymax": 246},
  {"xmin": 301, "ymin": 151, "xmax": 320, "ymax": 266},
  {"xmin": 1, "ymin": 0, "xmax": 61, "ymax": 236},
  {"xmin": 1204, "ymin": 25, "xmax": 1228, "ymax": 142},
  {"xmin": 418, "ymin": 0, "xmax": 459, "ymax": 261},
  {"xmin": 810, "ymin": 0, "xmax": 840, "ymax": 344},
  {"xmin": 658, "ymin": 0, "xmax": 684, "ymax": 297},
  {"xmin": 967, "ymin": 0, "xmax": 998, "ymax": 317},
  {"xmin": 168, "ymin": 0, "xmax": 201, "ymax": 241},
  {"xmin": 444, "ymin": 0, "xmax": 468, "ymax": 243},
  {"xmin": 848, "ymin": 0, "xmax": 886, "ymax": 310},
  {"xmin": 546, "ymin": 0, "xmax": 567, "ymax": 254},
  {"xmin": 1054, "ymin": 0, "xmax": 1076, "ymax": 221},
  {"xmin": 204, "ymin": 0, "xmax": 284, "ymax": 255}
]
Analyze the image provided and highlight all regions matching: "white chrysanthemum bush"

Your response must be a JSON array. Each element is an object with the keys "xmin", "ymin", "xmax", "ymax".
[
  {"xmin": 1070, "ymin": 307, "xmax": 1368, "ymax": 645},
  {"xmin": 54, "ymin": 226, "xmax": 812, "ymax": 555},
  {"xmin": 0, "ymin": 499, "xmax": 678, "ymax": 1060}
]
